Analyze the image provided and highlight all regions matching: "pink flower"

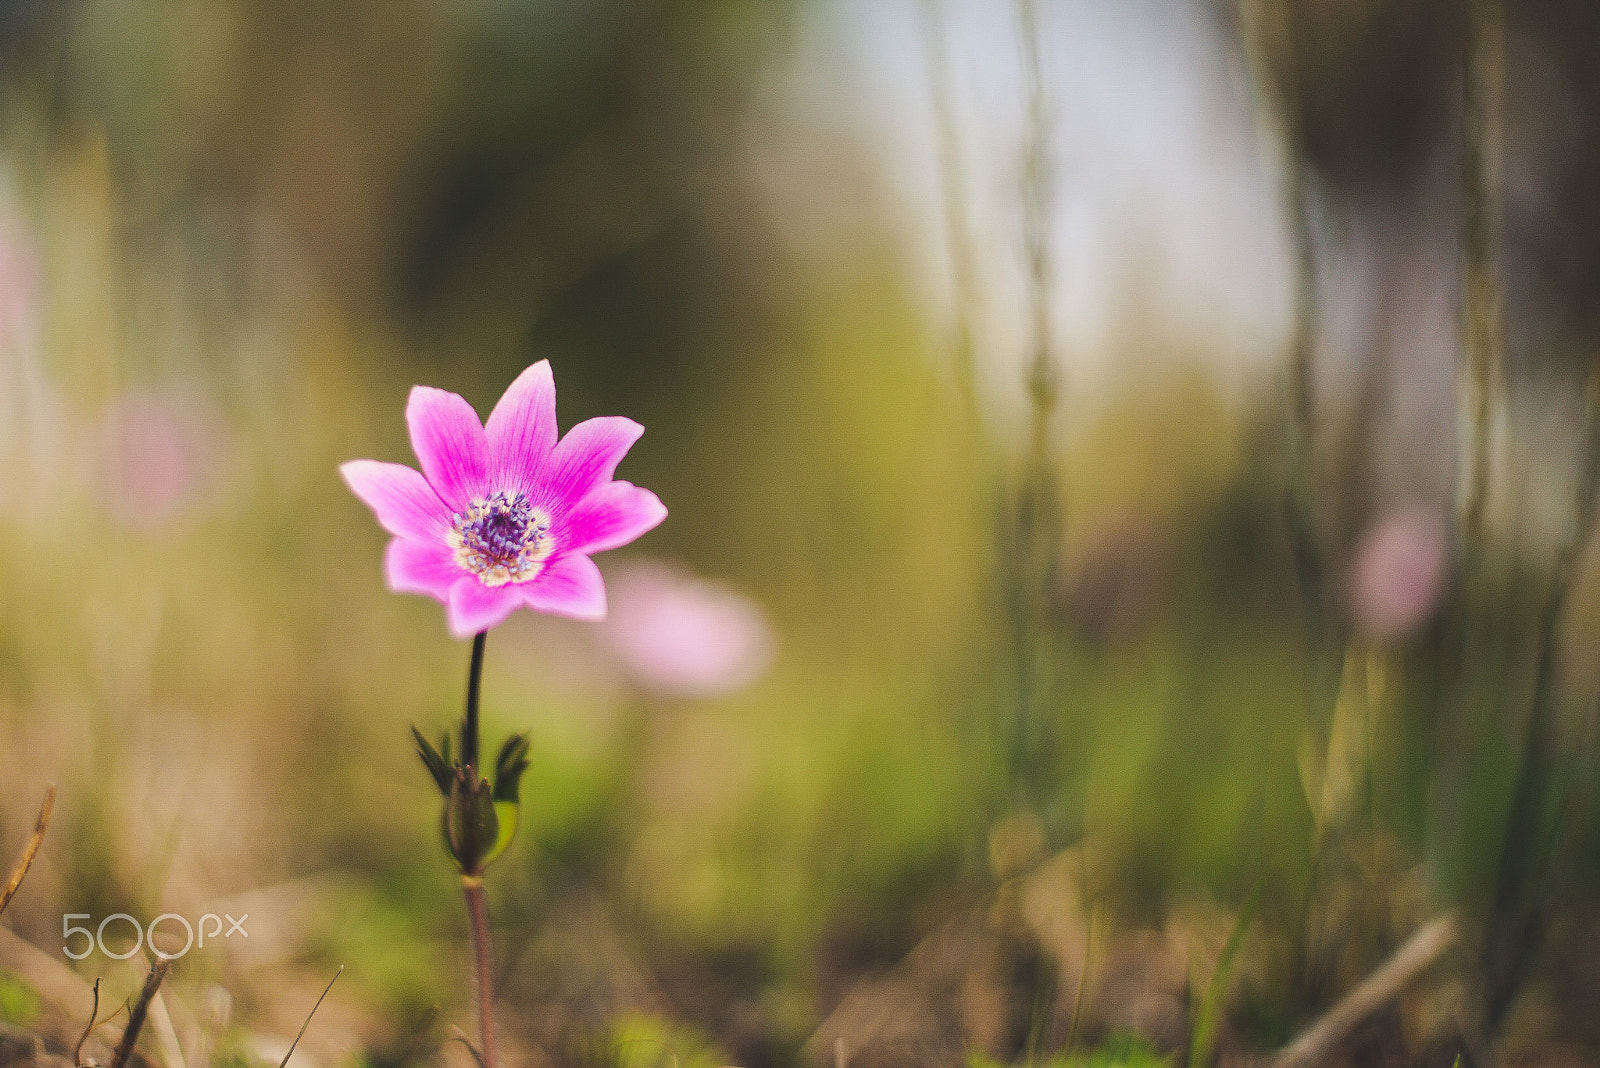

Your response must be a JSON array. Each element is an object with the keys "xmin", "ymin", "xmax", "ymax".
[
  {"xmin": 602, "ymin": 561, "xmax": 775, "ymax": 698},
  {"xmin": 98, "ymin": 391, "xmax": 222, "ymax": 527},
  {"xmin": 0, "ymin": 215, "xmax": 39, "ymax": 344},
  {"xmin": 1350, "ymin": 506, "xmax": 1449, "ymax": 640},
  {"xmin": 341, "ymin": 361, "xmax": 667, "ymax": 638}
]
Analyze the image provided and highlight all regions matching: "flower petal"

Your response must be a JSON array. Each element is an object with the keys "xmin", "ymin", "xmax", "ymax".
[
  {"xmin": 558, "ymin": 481, "xmax": 667, "ymax": 556},
  {"xmin": 484, "ymin": 360, "xmax": 558, "ymax": 497},
  {"xmin": 407, "ymin": 386, "xmax": 488, "ymax": 510},
  {"xmin": 341, "ymin": 460, "xmax": 452, "ymax": 541},
  {"xmin": 446, "ymin": 577, "xmax": 523, "ymax": 639},
  {"xmin": 537, "ymin": 416, "xmax": 644, "ymax": 511},
  {"xmin": 521, "ymin": 553, "xmax": 607, "ymax": 621},
  {"xmin": 385, "ymin": 538, "xmax": 463, "ymax": 602}
]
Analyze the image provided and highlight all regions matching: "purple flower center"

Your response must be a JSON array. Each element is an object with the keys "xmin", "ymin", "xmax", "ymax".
[{"xmin": 447, "ymin": 491, "xmax": 553, "ymax": 586}]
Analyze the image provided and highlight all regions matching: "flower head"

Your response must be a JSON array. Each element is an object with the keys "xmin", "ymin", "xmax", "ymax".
[{"xmin": 342, "ymin": 361, "xmax": 666, "ymax": 637}]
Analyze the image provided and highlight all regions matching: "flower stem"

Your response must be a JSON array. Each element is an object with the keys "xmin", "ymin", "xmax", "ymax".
[
  {"xmin": 462, "ymin": 875, "xmax": 499, "ymax": 1068},
  {"xmin": 463, "ymin": 631, "xmax": 487, "ymax": 774}
]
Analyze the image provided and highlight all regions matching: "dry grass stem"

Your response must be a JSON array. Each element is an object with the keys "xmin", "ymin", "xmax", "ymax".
[
  {"xmin": 0, "ymin": 783, "xmax": 56, "ymax": 919},
  {"xmin": 277, "ymin": 964, "xmax": 343, "ymax": 1068},
  {"xmin": 1271, "ymin": 914, "xmax": 1458, "ymax": 1068},
  {"xmin": 74, "ymin": 978, "xmax": 102, "ymax": 1067},
  {"xmin": 110, "ymin": 958, "xmax": 172, "ymax": 1068}
]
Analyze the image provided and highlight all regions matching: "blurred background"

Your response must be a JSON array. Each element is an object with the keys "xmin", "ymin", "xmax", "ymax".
[{"xmin": 1, "ymin": 1, "xmax": 1599, "ymax": 1066}]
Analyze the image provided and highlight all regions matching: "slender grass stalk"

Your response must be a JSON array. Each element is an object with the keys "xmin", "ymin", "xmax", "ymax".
[
  {"xmin": 1478, "ymin": 366, "xmax": 1600, "ymax": 1039},
  {"xmin": 1021, "ymin": 941, "xmax": 1057, "ymax": 1066},
  {"xmin": 1014, "ymin": 0, "xmax": 1056, "ymax": 452},
  {"xmin": 1062, "ymin": 904, "xmax": 1095, "ymax": 1060},
  {"xmin": 1458, "ymin": 0, "xmax": 1505, "ymax": 562},
  {"xmin": 921, "ymin": 0, "xmax": 1059, "ymax": 824},
  {"xmin": 462, "ymin": 876, "xmax": 499, "ymax": 1068},
  {"xmin": 1190, "ymin": 881, "xmax": 1263, "ymax": 1068},
  {"xmin": 1439, "ymin": 0, "xmax": 1600, "ymax": 1043},
  {"xmin": 1240, "ymin": 0, "xmax": 1318, "ymax": 528},
  {"xmin": 1001, "ymin": 0, "xmax": 1062, "ymax": 814},
  {"xmin": 277, "ymin": 966, "xmax": 343, "ymax": 1068},
  {"xmin": 1231, "ymin": 0, "xmax": 1344, "ymax": 753},
  {"xmin": 1235, "ymin": 0, "xmax": 1338, "ymax": 728},
  {"xmin": 1234, "ymin": 2, "xmax": 1352, "ymax": 1016},
  {"xmin": 917, "ymin": 0, "xmax": 982, "ymax": 423},
  {"xmin": 1431, "ymin": 0, "xmax": 1508, "ymax": 977},
  {"xmin": 1444, "ymin": 0, "xmax": 1535, "ymax": 1044}
]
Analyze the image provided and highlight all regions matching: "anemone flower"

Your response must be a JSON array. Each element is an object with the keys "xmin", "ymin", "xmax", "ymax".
[{"xmin": 342, "ymin": 361, "xmax": 666, "ymax": 638}]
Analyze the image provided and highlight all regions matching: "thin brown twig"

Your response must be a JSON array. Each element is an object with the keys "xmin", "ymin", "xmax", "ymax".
[
  {"xmin": 74, "ymin": 977, "xmax": 102, "ymax": 1068},
  {"xmin": 110, "ymin": 957, "xmax": 171, "ymax": 1068},
  {"xmin": 85, "ymin": 996, "xmax": 130, "ymax": 1045},
  {"xmin": 0, "ymin": 783, "xmax": 56, "ymax": 918},
  {"xmin": 97, "ymin": 1001, "xmax": 128, "ymax": 1029},
  {"xmin": 1271, "ymin": 914, "xmax": 1458, "ymax": 1068}
]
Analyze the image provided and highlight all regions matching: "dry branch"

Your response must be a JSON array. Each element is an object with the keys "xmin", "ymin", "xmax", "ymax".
[
  {"xmin": 1271, "ymin": 914, "xmax": 1458, "ymax": 1068},
  {"xmin": 0, "ymin": 784, "xmax": 56, "ymax": 918},
  {"xmin": 110, "ymin": 958, "xmax": 171, "ymax": 1068}
]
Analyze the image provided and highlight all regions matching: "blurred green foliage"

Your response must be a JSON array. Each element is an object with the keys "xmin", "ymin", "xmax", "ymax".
[{"xmin": 0, "ymin": 974, "xmax": 41, "ymax": 1028}]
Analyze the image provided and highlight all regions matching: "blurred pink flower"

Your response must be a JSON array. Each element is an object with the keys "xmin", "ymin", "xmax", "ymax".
[
  {"xmin": 1350, "ymin": 506, "xmax": 1449, "ymax": 639},
  {"xmin": 0, "ymin": 217, "xmax": 38, "ymax": 343},
  {"xmin": 602, "ymin": 561, "xmax": 775, "ymax": 698},
  {"xmin": 342, "ymin": 361, "xmax": 667, "ymax": 638},
  {"xmin": 98, "ymin": 392, "xmax": 221, "ymax": 527}
]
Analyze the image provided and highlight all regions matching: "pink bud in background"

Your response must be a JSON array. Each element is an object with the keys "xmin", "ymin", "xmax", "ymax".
[
  {"xmin": 98, "ymin": 392, "xmax": 220, "ymax": 528},
  {"xmin": 1350, "ymin": 506, "xmax": 1449, "ymax": 640},
  {"xmin": 0, "ymin": 216, "xmax": 38, "ymax": 343},
  {"xmin": 602, "ymin": 561, "xmax": 775, "ymax": 699}
]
